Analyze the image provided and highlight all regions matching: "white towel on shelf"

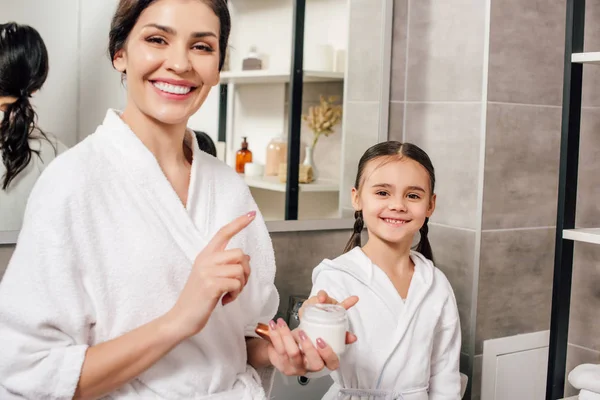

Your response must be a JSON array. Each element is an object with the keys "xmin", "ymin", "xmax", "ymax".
[
  {"xmin": 580, "ymin": 389, "xmax": 600, "ymax": 400},
  {"xmin": 569, "ymin": 364, "xmax": 600, "ymax": 394},
  {"xmin": 0, "ymin": 109, "xmax": 279, "ymax": 399}
]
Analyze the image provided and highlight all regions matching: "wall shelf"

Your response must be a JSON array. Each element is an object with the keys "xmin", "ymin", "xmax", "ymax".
[
  {"xmin": 244, "ymin": 175, "xmax": 339, "ymax": 193},
  {"xmin": 563, "ymin": 228, "xmax": 600, "ymax": 245},
  {"xmin": 547, "ymin": 1, "xmax": 591, "ymax": 399},
  {"xmin": 571, "ymin": 52, "xmax": 600, "ymax": 64},
  {"xmin": 220, "ymin": 70, "xmax": 344, "ymax": 85}
]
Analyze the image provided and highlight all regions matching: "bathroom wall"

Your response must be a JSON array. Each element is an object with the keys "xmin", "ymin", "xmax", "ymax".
[
  {"xmin": 388, "ymin": 0, "xmax": 486, "ymax": 396},
  {"xmin": 473, "ymin": 2, "xmax": 565, "ymax": 397},
  {"xmin": 339, "ymin": 0, "xmax": 390, "ymax": 218},
  {"xmin": 388, "ymin": 0, "xmax": 600, "ymax": 399}
]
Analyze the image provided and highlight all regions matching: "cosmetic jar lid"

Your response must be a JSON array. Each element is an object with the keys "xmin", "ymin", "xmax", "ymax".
[{"xmin": 302, "ymin": 304, "xmax": 347, "ymax": 325}]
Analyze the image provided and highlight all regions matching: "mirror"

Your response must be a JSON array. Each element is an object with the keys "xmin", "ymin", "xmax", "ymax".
[{"xmin": 0, "ymin": 0, "xmax": 392, "ymax": 242}]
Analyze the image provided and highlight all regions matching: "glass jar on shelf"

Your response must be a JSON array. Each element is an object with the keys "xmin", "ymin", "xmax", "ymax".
[{"xmin": 264, "ymin": 135, "xmax": 288, "ymax": 176}]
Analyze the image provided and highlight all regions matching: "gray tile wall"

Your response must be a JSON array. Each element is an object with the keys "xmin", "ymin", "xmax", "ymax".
[
  {"xmin": 339, "ymin": 0, "xmax": 388, "ymax": 216},
  {"xmin": 476, "ymin": 0, "xmax": 600, "ymax": 397},
  {"xmin": 390, "ymin": 0, "xmax": 600, "ymax": 398},
  {"xmin": 389, "ymin": 0, "xmax": 487, "ymax": 396}
]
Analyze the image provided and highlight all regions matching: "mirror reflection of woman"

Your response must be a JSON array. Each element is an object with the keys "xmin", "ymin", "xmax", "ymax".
[
  {"xmin": 0, "ymin": 22, "xmax": 67, "ymax": 232},
  {"xmin": 0, "ymin": 1, "xmax": 343, "ymax": 399}
]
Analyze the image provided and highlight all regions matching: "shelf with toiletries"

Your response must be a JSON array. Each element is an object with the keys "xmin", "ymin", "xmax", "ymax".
[
  {"xmin": 211, "ymin": 0, "xmax": 349, "ymax": 220},
  {"xmin": 243, "ymin": 175, "xmax": 339, "ymax": 193},
  {"xmin": 220, "ymin": 70, "xmax": 344, "ymax": 85},
  {"xmin": 571, "ymin": 52, "xmax": 600, "ymax": 64}
]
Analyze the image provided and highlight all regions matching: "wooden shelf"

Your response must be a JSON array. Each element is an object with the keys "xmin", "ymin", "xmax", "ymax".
[
  {"xmin": 220, "ymin": 70, "xmax": 344, "ymax": 85},
  {"xmin": 243, "ymin": 175, "xmax": 339, "ymax": 193},
  {"xmin": 572, "ymin": 52, "xmax": 600, "ymax": 64},
  {"xmin": 563, "ymin": 228, "xmax": 600, "ymax": 245}
]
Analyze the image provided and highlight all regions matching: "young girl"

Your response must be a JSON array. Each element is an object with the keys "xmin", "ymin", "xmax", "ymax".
[
  {"xmin": 303, "ymin": 141, "xmax": 462, "ymax": 399},
  {"xmin": 0, "ymin": 22, "xmax": 67, "ymax": 231},
  {"xmin": 0, "ymin": 1, "xmax": 338, "ymax": 399}
]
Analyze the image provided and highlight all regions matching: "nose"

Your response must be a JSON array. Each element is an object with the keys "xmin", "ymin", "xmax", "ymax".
[
  {"xmin": 165, "ymin": 44, "xmax": 192, "ymax": 74},
  {"xmin": 388, "ymin": 197, "xmax": 407, "ymax": 212}
]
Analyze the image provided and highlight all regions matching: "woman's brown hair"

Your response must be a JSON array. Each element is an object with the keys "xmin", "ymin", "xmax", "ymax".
[{"xmin": 108, "ymin": 0, "xmax": 231, "ymax": 71}]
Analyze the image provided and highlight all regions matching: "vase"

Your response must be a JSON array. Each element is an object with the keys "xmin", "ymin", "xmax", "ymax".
[{"xmin": 302, "ymin": 145, "xmax": 318, "ymax": 181}]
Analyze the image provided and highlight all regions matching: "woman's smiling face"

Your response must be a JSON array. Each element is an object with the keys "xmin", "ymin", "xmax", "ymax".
[{"xmin": 112, "ymin": 0, "xmax": 221, "ymax": 126}]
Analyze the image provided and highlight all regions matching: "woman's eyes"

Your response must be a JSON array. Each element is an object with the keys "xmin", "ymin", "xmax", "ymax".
[
  {"xmin": 146, "ymin": 37, "xmax": 214, "ymax": 52},
  {"xmin": 192, "ymin": 44, "xmax": 214, "ymax": 52},
  {"xmin": 147, "ymin": 36, "xmax": 166, "ymax": 45}
]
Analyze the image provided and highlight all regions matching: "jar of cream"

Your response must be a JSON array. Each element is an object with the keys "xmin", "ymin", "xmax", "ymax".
[{"xmin": 299, "ymin": 303, "xmax": 348, "ymax": 356}]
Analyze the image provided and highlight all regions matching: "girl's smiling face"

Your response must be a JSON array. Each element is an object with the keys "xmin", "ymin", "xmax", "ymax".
[{"xmin": 353, "ymin": 156, "xmax": 436, "ymax": 246}]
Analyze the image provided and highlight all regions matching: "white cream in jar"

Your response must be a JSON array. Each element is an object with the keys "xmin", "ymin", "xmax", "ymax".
[{"xmin": 299, "ymin": 303, "xmax": 348, "ymax": 356}]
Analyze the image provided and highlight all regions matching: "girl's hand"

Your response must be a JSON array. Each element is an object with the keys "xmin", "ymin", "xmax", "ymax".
[
  {"xmin": 266, "ymin": 318, "xmax": 340, "ymax": 376},
  {"xmin": 168, "ymin": 212, "xmax": 256, "ymax": 339},
  {"xmin": 299, "ymin": 290, "xmax": 359, "ymax": 345}
]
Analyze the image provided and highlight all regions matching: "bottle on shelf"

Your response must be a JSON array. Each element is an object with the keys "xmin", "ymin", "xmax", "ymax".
[
  {"xmin": 242, "ymin": 46, "xmax": 263, "ymax": 71},
  {"xmin": 265, "ymin": 135, "xmax": 288, "ymax": 176},
  {"xmin": 235, "ymin": 137, "xmax": 253, "ymax": 174}
]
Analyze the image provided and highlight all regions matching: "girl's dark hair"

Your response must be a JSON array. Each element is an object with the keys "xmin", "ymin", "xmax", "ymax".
[
  {"xmin": 0, "ymin": 22, "xmax": 51, "ymax": 190},
  {"xmin": 109, "ymin": 0, "xmax": 231, "ymax": 71},
  {"xmin": 343, "ymin": 141, "xmax": 436, "ymax": 261}
]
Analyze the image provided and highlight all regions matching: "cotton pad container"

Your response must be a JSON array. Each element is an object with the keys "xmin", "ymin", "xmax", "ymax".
[{"xmin": 299, "ymin": 303, "xmax": 348, "ymax": 356}]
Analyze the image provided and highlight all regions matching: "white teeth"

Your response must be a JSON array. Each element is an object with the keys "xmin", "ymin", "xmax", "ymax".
[
  {"xmin": 384, "ymin": 218, "xmax": 406, "ymax": 225},
  {"xmin": 152, "ymin": 81, "xmax": 192, "ymax": 95}
]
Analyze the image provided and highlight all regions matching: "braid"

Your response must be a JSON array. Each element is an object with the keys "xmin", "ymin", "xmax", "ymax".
[
  {"xmin": 343, "ymin": 210, "xmax": 364, "ymax": 253},
  {"xmin": 416, "ymin": 217, "xmax": 434, "ymax": 262}
]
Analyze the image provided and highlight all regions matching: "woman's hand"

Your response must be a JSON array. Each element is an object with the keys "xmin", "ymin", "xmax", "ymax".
[
  {"xmin": 299, "ymin": 290, "xmax": 359, "ymax": 345},
  {"xmin": 266, "ymin": 318, "xmax": 341, "ymax": 376},
  {"xmin": 167, "ymin": 211, "xmax": 256, "ymax": 339}
]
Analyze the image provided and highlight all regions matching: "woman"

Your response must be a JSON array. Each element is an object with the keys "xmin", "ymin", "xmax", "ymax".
[
  {"xmin": 0, "ymin": 22, "xmax": 67, "ymax": 232},
  {"xmin": 0, "ymin": 1, "xmax": 345, "ymax": 399}
]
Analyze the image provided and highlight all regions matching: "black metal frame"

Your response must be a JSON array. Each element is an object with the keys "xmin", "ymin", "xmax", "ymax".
[
  {"xmin": 284, "ymin": 0, "xmax": 306, "ymax": 220},
  {"xmin": 218, "ymin": 0, "xmax": 228, "ymax": 143},
  {"xmin": 546, "ymin": 0, "xmax": 585, "ymax": 399},
  {"xmin": 217, "ymin": 0, "xmax": 305, "ymax": 220}
]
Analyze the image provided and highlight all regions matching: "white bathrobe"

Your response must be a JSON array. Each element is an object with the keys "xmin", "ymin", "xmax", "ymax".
[
  {"xmin": 0, "ymin": 110, "xmax": 279, "ymax": 399},
  {"xmin": 309, "ymin": 247, "xmax": 461, "ymax": 400}
]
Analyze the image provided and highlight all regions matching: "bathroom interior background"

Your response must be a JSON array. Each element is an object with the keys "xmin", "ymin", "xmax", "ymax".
[{"xmin": 1, "ymin": 0, "xmax": 600, "ymax": 399}]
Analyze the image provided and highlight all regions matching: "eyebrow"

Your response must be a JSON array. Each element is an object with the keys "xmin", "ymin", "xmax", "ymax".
[
  {"xmin": 372, "ymin": 183, "xmax": 426, "ymax": 192},
  {"xmin": 143, "ymin": 24, "xmax": 218, "ymax": 39}
]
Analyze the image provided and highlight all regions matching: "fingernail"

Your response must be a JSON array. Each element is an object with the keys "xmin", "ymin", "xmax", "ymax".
[
  {"xmin": 317, "ymin": 338, "xmax": 327, "ymax": 349},
  {"xmin": 277, "ymin": 318, "xmax": 287, "ymax": 328},
  {"xmin": 299, "ymin": 330, "xmax": 308, "ymax": 341},
  {"xmin": 247, "ymin": 211, "xmax": 256, "ymax": 219},
  {"xmin": 269, "ymin": 320, "xmax": 277, "ymax": 330}
]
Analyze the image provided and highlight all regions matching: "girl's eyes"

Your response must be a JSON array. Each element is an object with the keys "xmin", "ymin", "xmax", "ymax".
[{"xmin": 375, "ymin": 191, "xmax": 422, "ymax": 200}]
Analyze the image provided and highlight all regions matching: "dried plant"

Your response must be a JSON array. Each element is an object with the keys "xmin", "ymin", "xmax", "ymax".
[{"xmin": 302, "ymin": 95, "xmax": 343, "ymax": 149}]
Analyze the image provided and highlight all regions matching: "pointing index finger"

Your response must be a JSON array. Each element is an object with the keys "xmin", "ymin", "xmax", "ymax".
[{"xmin": 204, "ymin": 211, "xmax": 256, "ymax": 253}]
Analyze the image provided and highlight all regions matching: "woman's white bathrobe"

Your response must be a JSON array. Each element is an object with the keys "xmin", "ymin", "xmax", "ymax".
[
  {"xmin": 310, "ymin": 248, "xmax": 461, "ymax": 400},
  {"xmin": 0, "ymin": 110, "xmax": 279, "ymax": 399}
]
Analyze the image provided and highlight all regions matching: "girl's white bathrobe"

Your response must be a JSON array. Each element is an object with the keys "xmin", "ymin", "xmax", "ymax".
[
  {"xmin": 310, "ymin": 247, "xmax": 461, "ymax": 400},
  {"xmin": 0, "ymin": 110, "xmax": 279, "ymax": 400}
]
